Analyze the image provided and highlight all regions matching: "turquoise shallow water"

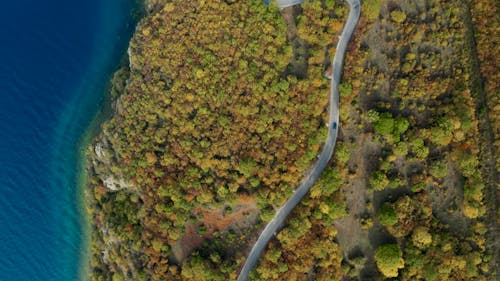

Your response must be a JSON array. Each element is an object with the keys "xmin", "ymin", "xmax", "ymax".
[{"xmin": 0, "ymin": 1, "xmax": 138, "ymax": 280}]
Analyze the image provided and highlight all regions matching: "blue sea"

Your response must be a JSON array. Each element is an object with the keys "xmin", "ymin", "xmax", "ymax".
[{"xmin": 0, "ymin": 1, "xmax": 139, "ymax": 280}]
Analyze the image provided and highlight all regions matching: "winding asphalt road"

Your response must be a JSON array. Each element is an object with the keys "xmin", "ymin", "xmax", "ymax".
[{"xmin": 237, "ymin": 0, "xmax": 360, "ymax": 280}]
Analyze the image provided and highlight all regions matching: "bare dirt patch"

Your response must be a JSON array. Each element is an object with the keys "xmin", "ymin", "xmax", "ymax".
[
  {"xmin": 280, "ymin": 6, "xmax": 309, "ymax": 78},
  {"xmin": 170, "ymin": 197, "xmax": 259, "ymax": 263}
]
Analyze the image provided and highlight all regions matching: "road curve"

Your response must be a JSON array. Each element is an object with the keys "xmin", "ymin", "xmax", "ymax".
[{"xmin": 237, "ymin": 0, "xmax": 360, "ymax": 280}]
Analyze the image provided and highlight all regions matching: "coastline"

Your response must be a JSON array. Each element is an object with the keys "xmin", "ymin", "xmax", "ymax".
[
  {"xmin": 76, "ymin": 63, "xmax": 128, "ymax": 281},
  {"xmin": 74, "ymin": 1, "xmax": 497, "ymax": 280},
  {"xmin": 76, "ymin": 124, "xmax": 94, "ymax": 281},
  {"xmin": 77, "ymin": 1, "xmax": 146, "ymax": 280},
  {"xmin": 76, "ymin": 66, "xmax": 131, "ymax": 281},
  {"xmin": 77, "ymin": 63, "xmax": 134, "ymax": 281}
]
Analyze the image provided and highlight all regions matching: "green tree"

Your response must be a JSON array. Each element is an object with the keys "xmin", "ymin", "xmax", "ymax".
[
  {"xmin": 335, "ymin": 143, "xmax": 351, "ymax": 163},
  {"xmin": 429, "ymin": 160, "xmax": 448, "ymax": 179},
  {"xmin": 374, "ymin": 113, "xmax": 395, "ymax": 136},
  {"xmin": 393, "ymin": 117, "xmax": 409, "ymax": 137},
  {"xmin": 374, "ymin": 244, "xmax": 404, "ymax": 278},
  {"xmin": 378, "ymin": 203, "xmax": 397, "ymax": 226},
  {"xmin": 370, "ymin": 171, "xmax": 389, "ymax": 191},
  {"xmin": 411, "ymin": 226, "xmax": 432, "ymax": 249},
  {"xmin": 339, "ymin": 82, "xmax": 353, "ymax": 96},
  {"xmin": 366, "ymin": 109, "xmax": 380, "ymax": 123},
  {"xmin": 362, "ymin": 0, "xmax": 381, "ymax": 21},
  {"xmin": 111, "ymin": 272, "xmax": 125, "ymax": 281},
  {"xmin": 237, "ymin": 157, "xmax": 257, "ymax": 177},
  {"xmin": 410, "ymin": 137, "xmax": 429, "ymax": 159},
  {"xmin": 390, "ymin": 10, "xmax": 407, "ymax": 24}
]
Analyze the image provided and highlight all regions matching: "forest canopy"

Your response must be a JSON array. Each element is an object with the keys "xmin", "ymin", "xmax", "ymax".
[{"xmin": 86, "ymin": 0, "xmax": 497, "ymax": 280}]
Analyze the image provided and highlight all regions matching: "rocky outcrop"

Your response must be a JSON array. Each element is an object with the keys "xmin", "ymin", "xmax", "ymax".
[{"xmin": 90, "ymin": 136, "xmax": 135, "ymax": 191}]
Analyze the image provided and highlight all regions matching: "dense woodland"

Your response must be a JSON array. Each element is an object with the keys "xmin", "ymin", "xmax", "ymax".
[{"xmin": 86, "ymin": 0, "xmax": 498, "ymax": 280}]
